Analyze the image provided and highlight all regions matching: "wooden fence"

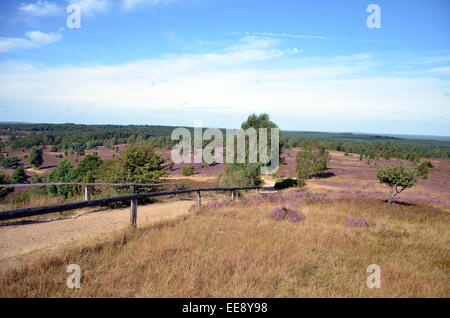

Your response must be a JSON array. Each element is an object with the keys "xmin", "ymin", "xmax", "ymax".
[
  {"xmin": 0, "ymin": 183, "xmax": 260, "ymax": 228},
  {"xmin": 0, "ymin": 182, "xmax": 182, "ymax": 201}
]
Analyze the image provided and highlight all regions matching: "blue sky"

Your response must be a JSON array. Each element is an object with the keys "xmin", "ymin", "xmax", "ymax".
[{"xmin": 0, "ymin": 0, "xmax": 449, "ymax": 135}]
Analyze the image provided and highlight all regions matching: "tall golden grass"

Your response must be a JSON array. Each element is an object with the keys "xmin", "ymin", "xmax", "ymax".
[{"xmin": 1, "ymin": 196, "xmax": 449, "ymax": 297}]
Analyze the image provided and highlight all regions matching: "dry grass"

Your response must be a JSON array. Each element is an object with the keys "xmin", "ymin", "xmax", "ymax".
[{"xmin": 1, "ymin": 195, "xmax": 449, "ymax": 297}]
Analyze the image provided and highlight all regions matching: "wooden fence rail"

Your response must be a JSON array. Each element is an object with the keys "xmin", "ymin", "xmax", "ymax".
[
  {"xmin": 0, "ymin": 186, "xmax": 260, "ymax": 227},
  {"xmin": 0, "ymin": 182, "xmax": 181, "ymax": 188},
  {"xmin": 0, "ymin": 182, "xmax": 182, "ymax": 202}
]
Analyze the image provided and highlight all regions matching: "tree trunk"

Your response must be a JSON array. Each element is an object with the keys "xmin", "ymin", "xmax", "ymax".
[{"xmin": 389, "ymin": 187, "xmax": 395, "ymax": 204}]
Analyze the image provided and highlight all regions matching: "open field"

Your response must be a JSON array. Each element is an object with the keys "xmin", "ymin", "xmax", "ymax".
[
  {"xmin": 278, "ymin": 149, "xmax": 450, "ymax": 209},
  {"xmin": 1, "ymin": 190, "xmax": 449, "ymax": 297},
  {"xmin": 2, "ymin": 142, "xmax": 450, "ymax": 208},
  {"xmin": 0, "ymin": 197, "xmax": 207, "ymax": 262}
]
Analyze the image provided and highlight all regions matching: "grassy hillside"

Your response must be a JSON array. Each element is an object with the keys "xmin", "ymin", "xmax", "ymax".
[{"xmin": 1, "ymin": 190, "xmax": 449, "ymax": 297}]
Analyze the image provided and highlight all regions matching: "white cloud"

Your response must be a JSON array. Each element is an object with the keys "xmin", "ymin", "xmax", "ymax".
[
  {"xmin": 0, "ymin": 37, "xmax": 448, "ymax": 125},
  {"xmin": 17, "ymin": 0, "xmax": 63, "ymax": 16},
  {"xmin": 26, "ymin": 30, "xmax": 62, "ymax": 45},
  {"xmin": 417, "ymin": 55, "xmax": 450, "ymax": 64},
  {"xmin": 0, "ymin": 37, "xmax": 38, "ymax": 53},
  {"xmin": 68, "ymin": 0, "xmax": 111, "ymax": 16},
  {"xmin": 426, "ymin": 66, "xmax": 450, "ymax": 75},
  {"xmin": 122, "ymin": 0, "xmax": 189, "ymax": 11},
  {"xmin": 0, "ymin": 30, "xmax": 62, "ymax": 53}
]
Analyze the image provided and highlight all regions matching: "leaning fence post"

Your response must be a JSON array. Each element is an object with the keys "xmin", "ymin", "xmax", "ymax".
[
  {"xmin": 84, "ymin": 185, "xmax": 91, "ymax": 201},
  {"xmin": 130, "ymin": 184, "xmax": 137, "ymax": 229},
  {"xmin": 196, "ymin": 190, "xmax": 201, "ymax": 207}
]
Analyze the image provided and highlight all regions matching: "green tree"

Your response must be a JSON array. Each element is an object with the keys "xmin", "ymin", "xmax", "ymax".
[
  {"xmin": 74, "ymin": 154, "xmax": 103, "ymax": 182},
  {"xmin": 296, "ymin": 140, "xmax": 330, "ymax": 185},
  {"xmin": 29, "ymin": 146, "xmax": 44, "ymax": 168},
  {"xmin": 12, "ymin": 166, "xmax": 28, "ymax": 183},
  {"xmin": 220, "ymin": 113, "xmax": 281, "ymax": 187},
  {"xmin": 376, "ymin": 163, "xmax": 424, "ymax": 204},
  {"xmin": 46, "ymin": 159, "xmax": 76, "ymax": 198},
  {"xmin": 239, "ymin": 113, "xmax": 283, "ymax": 163},
  {"xmin": 98, "ymin": 142, "xmax": 167, "ymax": 186}
]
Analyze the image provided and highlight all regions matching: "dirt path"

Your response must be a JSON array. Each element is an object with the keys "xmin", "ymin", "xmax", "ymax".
[{"xmin": 0, "ymin": 200, "xmax": 198, "ymax": 262}]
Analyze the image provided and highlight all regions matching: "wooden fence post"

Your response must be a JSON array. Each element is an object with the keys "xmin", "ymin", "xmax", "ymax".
[
  {"xmin": 231, "ymin": 190, "xmax": 235, "ymax": 201},
  {"xmin": 130, "ymin": 185, "xmax": 137, "ymax": 229},
  {"xmin": 130, "ymin": 199, "xmax": 137, "ymax": 229},
  {"xmin": 84, "ymin": 185, "xmax": 91, "ymax": 201},
  {"xmin": 196, "ymin": 191, "xmax": 201, "ymax": 207}
]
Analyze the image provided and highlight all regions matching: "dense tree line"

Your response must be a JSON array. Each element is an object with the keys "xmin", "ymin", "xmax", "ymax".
[
  {"xmin": 0, "ymin": 124, "xmax": 181, "ymax": 153},
  {"xmin": 1, "ymin": 123, "xmax": 449, "ymax": 160},
  {"xmin": 285, "ymin": 138, "xmax": 450, "ymax": 160}
]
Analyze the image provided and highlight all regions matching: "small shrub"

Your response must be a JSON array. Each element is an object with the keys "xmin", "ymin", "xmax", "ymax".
[
  {"xmin": 181, "ymin": 165, "xmax": 195, "ymax": 176},
  {"xmin": 269, "ymin": 206, "xmax": 306, "ymax": 223},
  {"xmin": 274, "ymin": 178, "xmax": 297, "ymax": 190}
]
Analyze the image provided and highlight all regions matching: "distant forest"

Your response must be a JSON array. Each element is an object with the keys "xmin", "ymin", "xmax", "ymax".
[{"xmin": 0, "ymin": 123, "xmax": 449, "ymax": 160}]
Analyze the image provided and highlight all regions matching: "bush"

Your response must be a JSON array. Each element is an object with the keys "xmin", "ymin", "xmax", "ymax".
[
  {"xmin": 29, "ymin": 145, "xmax": 44, "ymax": 167},
  {"xmin": 181, "ymin": 165, "xmax": 195, "ymax": 176},
  {"xmin": 1, "ymin": 157, "xmax": 21, "ymax": 169},
  {"xmin": 296, "ymin": 140, "xmax": 330, "ymax": 183},
  {"xmin": 421, "ymin": 160, "xmax": 434, "ymax": 168},
  {"xmin": 12, "ymin": 166, "xmax": 28, "ymax": 183},
  {"xmin": 274, "ymin": 178, "xmax": 297, "ymax": 190},
  {"xmin": 74, "ymin": 154, "xmax": 103, "ymax": 182},
  {"xmin": 218, "ymin": 163, "xmax": 261, "ymax": 188},
  {"xmin": 46, "ymin": 159, "xmax": 77, "ymax": 198},
  {"xmin": 97, "ymin": 142, "xmax": 168, "ymax": 192}
]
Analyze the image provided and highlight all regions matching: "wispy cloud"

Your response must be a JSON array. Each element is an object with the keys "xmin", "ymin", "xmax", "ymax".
[
  {"xmin": 417, "ymin": 55, "xmax": 450, "ymax": 64},
  {"xmin": 232, "ymin": 31, "xmax": 399, "ymax": 44},
  {"xmin": 122, "ymin": 0, "xmax": 192, "ymax": 11},
  {"xmin": 162, "ymin": 30, "xmax": 182, "ymax": 43},
  {"xmin": 68, "ymin": 0, "xmax": 112, "ymax": 16},
  {"xmin": 426, "ymin": 66, "xmax": 450, "ymax": 75},
  {"xmin": 1, "ymin": 36, "xmax": 448, "ymax": 126},
  {"xmin": 17, "ymin": 0, "xmax": 63, "ymax": 16},
  {"xmin": 0, "ymin": 30, "xmax": 62, "ymax": 53}
]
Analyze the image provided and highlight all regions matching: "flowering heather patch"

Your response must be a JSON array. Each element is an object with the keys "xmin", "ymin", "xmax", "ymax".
[
  {"xmin": 347, "ymin": 216, "xmax": 372, "ymax": 228},
  {"xmin": 286, "ymin": 209, "xmax": 306, "ymax": 223},
  {"xmin": 240, "ymin": 190, "xmax": 332, "ymax": 206},
  {"xmin": 269, "ymin": 206, "xmax": 306, "ymax": 223},
  {"xmin": 270, "ymin": 206, "xmax": 288, "ymax": 220}
]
